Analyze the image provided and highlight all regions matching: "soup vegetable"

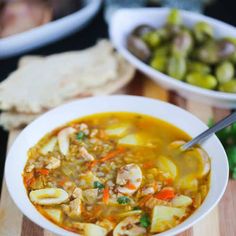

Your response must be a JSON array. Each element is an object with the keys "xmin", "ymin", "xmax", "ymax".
[
  {"xmin": 127, "ymin": 9, "xmax": 236, "ymax": 93},
  {"xmin": 23, "ymin": 112, "xmax": 210, "ymax": 235}
]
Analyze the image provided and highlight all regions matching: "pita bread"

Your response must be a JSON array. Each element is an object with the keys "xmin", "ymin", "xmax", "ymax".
[
  {"xmin": 0, "ymin": 112, "xmax": 39, "ymax": 130},
  {"xmin": 18, "ymin": 56, "xmax": 44, "ymax": 67},
  {"xmin": 0, "ymin": 52, "xmax": 135, "ymax": 130},
  {"xmin": 0, "ymin": 40, "xmax": 134, "ymax": 113}
]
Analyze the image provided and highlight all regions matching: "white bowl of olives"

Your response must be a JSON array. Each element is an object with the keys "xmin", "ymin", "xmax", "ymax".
[{"xmin": 110, "ymin": 8, "xmax": 236, "ymax": 108}]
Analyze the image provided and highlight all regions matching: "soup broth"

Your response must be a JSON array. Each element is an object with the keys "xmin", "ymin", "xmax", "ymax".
[{"xmin": 23, "ymin": 112, "xmax": 210, "ymax": 235}]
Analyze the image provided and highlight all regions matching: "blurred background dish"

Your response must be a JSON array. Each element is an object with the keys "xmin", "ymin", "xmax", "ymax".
[
  {"xmin": 0, "ymin": 0, "xmax": 101, "ymax": 58},
  {"xmin": 110, "ymin": 8, "xmax": 236, "ymax": 108}
]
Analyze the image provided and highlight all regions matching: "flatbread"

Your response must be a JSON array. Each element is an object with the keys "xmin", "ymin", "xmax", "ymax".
[
  {"xmin": 0, "ymin": 40, "xmax": 134, "ymax": 113},
  {"xmin": 0, "ymin": 53, "xmax": 135, "ymax": 130},
  {"xmin": 0, "ymin": 112, "xmax": 39, "ymax": 130}
]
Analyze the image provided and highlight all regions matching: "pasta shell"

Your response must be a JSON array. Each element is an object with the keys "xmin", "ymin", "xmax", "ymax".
[{"xmin": 29, "ymin": 188, "xmax": 69, "ymax": 205}]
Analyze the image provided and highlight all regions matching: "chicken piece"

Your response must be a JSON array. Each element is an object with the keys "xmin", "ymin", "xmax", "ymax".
[
  {"xmin": 96, "ymin": 219, "xmax": 115, "ymax": 232},
  {"xmin": 72, "ymin": 187, "xmax": 83, "ymax": 199},
  {"xmin": 145, "ymin": 196, "xmax": 172, "ymax": 209},
  {"xmin": 25, "ymin": 164, "xmax": 35, "ymax": 173},
  {"xmin": 141, "ymin": 186, "xmax": 155, "ymax": 196},
  {"xmin": 79, "ymin": 146, "xmax": 94, "ymax": 161},
  {"xmin": 116, "ymin": 164, "xmax": 142, "ymax": 195},
  {"xmin": 0, "ymin": 1, "xmax": 52, "ymax": 38},
  {"xmin": 62, "ymin": 198, "xmax": 81, "ymax": 219},
  {"xmin": 77, "ymin": 123, "xmax": 89, "ymax": 135},
  {"xmin": 78, "ymin": 171, "xmax": 100, "ymax": 189},
  {"xmin": 45, "ymin": 156, "xmax": 60, "ymax": 170},
  {"xmin": 83, "ymin": 189, "xmax": 98, "ymax": 204}
]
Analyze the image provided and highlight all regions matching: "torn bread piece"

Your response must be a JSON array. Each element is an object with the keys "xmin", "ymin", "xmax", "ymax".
[{"xmin": 0, "ymin": 40, "xmax": 134, "ymax": 113}]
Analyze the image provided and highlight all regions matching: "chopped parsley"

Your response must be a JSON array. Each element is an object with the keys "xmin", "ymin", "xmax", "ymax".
[
  {"xmin": 93, "ymin": 181, "xmax": 104, "ymax": 189},
  {"xmin": 133, "ymin": 206, "xmax": 141, "ymax": 211},
  {"xmin": 140, "ymin": 213, "xmax": 151, "ymax": 228},
  {"xmin": 77, "ymin": 131, "xmax": 86, "ymax": 140},
  {"xmin": 117, "ymin": 196, "xmax": 131, "ymax": 204}
]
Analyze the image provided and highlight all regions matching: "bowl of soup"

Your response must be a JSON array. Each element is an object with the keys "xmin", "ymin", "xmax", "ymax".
[{"xmin": 5, "ymin": 95, "xmax": 228, "ymax": 236}]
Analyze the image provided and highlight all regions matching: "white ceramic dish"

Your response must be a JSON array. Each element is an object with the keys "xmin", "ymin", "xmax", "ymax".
[
  {"xmin": 0, "ymin": 0, "xmax": 101, "ymax": 59},
  {"xmin": 110, "ymin": 8, "xmax": 236, "ymax": 108},
  {"xmin": 5, "ymin": 95, "xmax": 228, "ymax": 236}
]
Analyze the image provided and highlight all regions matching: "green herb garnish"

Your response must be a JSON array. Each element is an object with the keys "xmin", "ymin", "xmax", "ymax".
[
  {"xmin": 93, "ymin": 181, "xmax": 104, "ymax": 189},
  {"xmin": 77, "ymin": 131, "xmax": 86, "ymax": 140},
  {"xmin": 140, "ymin": 213, "xmax": 151, "ymax": 228},
  {"xmin": 208, "ymin": 118, "xmax": 236, "ymax": 179},
  {"xmin": 133, "ymin": 206, "xmax": 141, "ymax": 210},
  {"xmin": 117, "ymin": 196, "xmax": 131, "ymax": 204}
]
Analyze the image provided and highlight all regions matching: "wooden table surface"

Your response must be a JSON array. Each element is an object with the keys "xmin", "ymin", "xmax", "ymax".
[{"xmin": 0, "ymin": 73, "xmax": 235, "ymax": 236}]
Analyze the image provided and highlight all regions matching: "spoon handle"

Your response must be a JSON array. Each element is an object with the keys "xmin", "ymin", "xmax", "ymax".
[{"xmin": 182, "ymin": 111, "xmax": 236, "ymax": 150}]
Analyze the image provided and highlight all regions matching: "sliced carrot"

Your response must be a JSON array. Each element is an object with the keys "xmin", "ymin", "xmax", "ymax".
[
  {"xmin": 106, "ymin": 215, "xmax": 116, "ymax": 222},
  {"xmin": 103, "ymin": 187, "xmax": 110, "ymax": 204},
  {"xmin": 88, "ymin": 146, "xmax": 125, "ymax": 169},
  {"xmin": 36, "ymin": 168, "xmax": 49, "ymax": 175},
  {"xmin": 100, "ymin": 146, "xmax": 125, "ymax": 162},
  {"xmin": 88, "ymin": 160, "xmax": 98, "ymax": 169},
  {"xmin": 125, "ymin": 181, "xmax": 137, "ymax": 190},
  {"xmin": 58, "ymin": 177, "xmax": 69, "ymax": 187},
  {"xmin": 155, "ymin": 188, "xmax": 175, "ymax": 200},
  {"xmin": 165, "ymin": 178, "xmax": 173, "ymax": 185},
  {"xmin": 143, "ymin": 161, "xmax": 155, "ymax": 169}
]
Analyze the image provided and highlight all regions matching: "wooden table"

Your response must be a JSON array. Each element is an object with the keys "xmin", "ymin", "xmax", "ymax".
[{"xmin": 0, "ymin": 73, "xmax": 235, "ymax": 236}]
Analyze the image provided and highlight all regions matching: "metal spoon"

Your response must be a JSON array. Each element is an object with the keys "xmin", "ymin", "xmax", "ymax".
[{"xmin": 181, "ymin": 111, "xmax": 236, "ymax": 151}]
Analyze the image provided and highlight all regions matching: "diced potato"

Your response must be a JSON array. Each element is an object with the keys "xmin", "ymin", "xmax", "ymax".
[
  {"xmin": 118, "ymin": 210, "xmax": 142, "ymax": 218},
  {"xmin": 84, "ymin": 224, "xmax": 107, "ymax": 236},
  {"xmin": 113, "ymin": 216, "xmax": 146, "ymax": 236},
  {"xmin": 177, "ymin": 175, "xmax": 198, "ymax": 191},
  {"xmin": 83, "ymin": 189, "xmax": 98, "ymax": 204},
  {"xmin": 97, "ymin": 219, "xmax": 115, "ymax": 232},
  {"xmin": 40, "ymin": 137, "xmax": 57, "ymax": 155},
  {"xmin": 78, "ymin": 171, "xmax": 100, "ymax": 189},
  {"xmin": 156, "ymin": 156, "xmax": 177, "ymax": 179},
  {"xmin": 172, "ymin": 195, "xmax": 193, "ymax": 207},
  {"xmin": 118, "ymin": 134, "xmax": 139, "ymax": 145},
  {"xmin": 151, "ymin": 205, "xmax": 186, "ymax": 233},
  {"xmin": 196, "ymin": 148, "xmax": 211, "ymax": 177},
  {"xmin": 105, "ymin": 126, "xmax": 127, "ymax": 136},
  {"xmin": 44, "ymin": 208, "xmax": 62, "ymax": 223}
]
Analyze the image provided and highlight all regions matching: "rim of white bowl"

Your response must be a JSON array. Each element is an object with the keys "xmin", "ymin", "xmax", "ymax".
[{"xmin": 5, "ymin": 95, "xmax": 229, "ymax": 236}]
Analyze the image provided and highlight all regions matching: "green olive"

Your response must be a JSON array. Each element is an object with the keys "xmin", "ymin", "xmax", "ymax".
[
  {"xmin": 193, "ymin": 21, "xmax": 213, "ymax": 43},
  {"xmin": 167, "ymin": 9, "xmax": 182, "ymax": 26},
  {"xmin": 196, "ymin": 40, "xmax": 219, "ymax": 64},
  {"xmin": 172, "ymin": 30, "xmax": 193, "ymax": 56},
  {"xmin": 167, "ymin": 55, "xmax": 186, "ymax": 80},
  {"xmin": 150, "ymin": 55, "xmax": 168, "ymax": 72},
  {"xmin": 186, "ymin": 72, "xmax": 217, "ymax": 90},
  {"xmin": 187, "ymin": 61, "xmax": 211, "ymax": 74},
  {"xmin": 216, "ymin": 61, "xmax": 234, "ymax": 84},
  {"xmin": 127, "ymin": 35, "xmax": 151, "ymax": 61},
  {"xmin": 156, "ymin": 28, "xmax": 170, "ymax": 41},
  {"xmin": 219, "ymin": 80, "xmax": 236, "ymax": 93},
  {"xmin": 142, "ymin": 31, "xmax": 161, "ymax": 48},
  {"xmin": 153, "ymin": 44, "xmax": 169, "ymax": 57}
]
